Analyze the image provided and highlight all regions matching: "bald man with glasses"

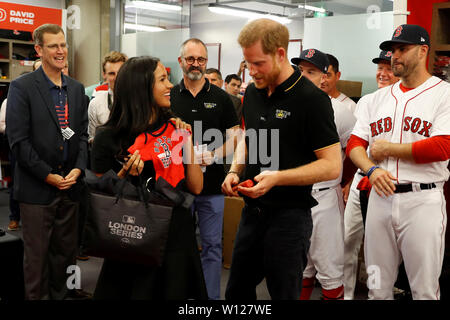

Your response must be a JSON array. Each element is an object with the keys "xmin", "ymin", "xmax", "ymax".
[{"xmin": 170, "ymin": 38, "xmax": 239, "ymax": 300}]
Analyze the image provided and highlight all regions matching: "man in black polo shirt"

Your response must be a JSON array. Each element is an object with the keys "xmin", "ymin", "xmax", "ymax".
[
  {"xmin": 170, "ymin": 38, "xmax": 239, "ymax": 300},
  {"xmin": 222, "ymin": 19, "xmax": 342, "ymax": 300}
]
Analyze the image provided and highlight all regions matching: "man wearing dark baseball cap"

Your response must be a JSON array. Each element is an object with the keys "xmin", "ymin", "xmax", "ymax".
[
  {"xmin": 372, "ymin": 50, "xmax": 399, "ymax": 89},
  {"xmin": 372, "ymin": 50, "xmax": 393, "ymax": 64},
  {"xmin": 380, "ymin": 24, "xmax": 430, "ymax": 51},
  {"xmin": 292, "ymin": 48, "xmax": 356, "ymax": 301},
  {"xmin": 379, "ymin": 24, "xmax": 431, "ymax": 84},
  {"xmin": 291, "ymin": 48, "xmax": 329, "ymax": 75},
  {"xmin": 346, "ymin": 23, "xmax": 450, "ymax": 300}
]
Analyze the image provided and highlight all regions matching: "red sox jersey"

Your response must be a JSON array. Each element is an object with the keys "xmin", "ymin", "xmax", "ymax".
[
  {"xmin": 128, "ymin": 121, "xmax": 191, "ymax": 188},
  {"xmin": 351, "ymin": 76, "xmax": 450, "ymax": 184},
  {"xmin": 314, "ymin": 97, "xmax": 356, "ymax": 189},
  {"xmin": 337, "ymin": 93, "xmax": 357, "ymax": 114}
]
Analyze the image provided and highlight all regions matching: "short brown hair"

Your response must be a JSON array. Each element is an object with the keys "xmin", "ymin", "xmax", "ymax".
[
  {"xmin": 33, "ymin": 24, "xmax": 64, "ymax": 46},
  {"xmin": 238, "ymin": 19, "xmax": 289, "ymax": 55},
  {"xmin": 102, "ymin": 51, "xmax": 128, "ymax": 73},
  {"xmin": 206, "ymin": 68, "xmax": 222, "ymax": 80}
]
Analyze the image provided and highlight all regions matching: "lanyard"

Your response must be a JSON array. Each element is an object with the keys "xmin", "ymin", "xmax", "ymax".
[
  {"xmin": 64, "ymin": 102, "xmax": 69, "ymax": 124},
  {"xmin": 60, "ymin": 93, "xmax": 69, "ymax": 125}
]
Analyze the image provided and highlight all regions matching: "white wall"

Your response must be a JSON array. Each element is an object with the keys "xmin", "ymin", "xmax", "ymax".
[
  {"xmin": 303, "ymin": 11, "xmax": 394, "ymax": 95},
  {"xmin": 69, "ymin": 0, "xmax": 102, "ymax": 86},
  {"xmin": 121, "ymin": 28, "xmax": 190, "ymax": 84},
  {"xmin": 190, "ymin": 18, "xmax": 304, "ymax": 85}
]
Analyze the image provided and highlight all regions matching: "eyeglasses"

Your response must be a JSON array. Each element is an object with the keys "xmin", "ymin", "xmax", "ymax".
[
  {"xmin": 44, "ymin": 43, "xmax": 69, "ymax": 50},
  {"xmin": 184, "ymin": 56, "xmax": 207, "ymax": 66}
]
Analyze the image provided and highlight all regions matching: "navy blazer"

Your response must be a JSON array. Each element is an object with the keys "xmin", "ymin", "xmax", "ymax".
[{"xmin": 6, "ymin": 68, "xmax": 89, "ymax": 205}]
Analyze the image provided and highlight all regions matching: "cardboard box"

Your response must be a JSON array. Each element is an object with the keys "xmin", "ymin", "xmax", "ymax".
[
  {"xmin": 337, "ymin": 79, "xmax": 362, "ymax": 98},
  {"xmin": 223, "ymin": 196, "xmax": 245, "ymax": 269},
  {"xmin": 11, "ymin": 60, "xmax": 33, "ymax": 80}
]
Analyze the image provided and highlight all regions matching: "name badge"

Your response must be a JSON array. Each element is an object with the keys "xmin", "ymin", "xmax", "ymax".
[{"xmin": 61, "ymin": 127, "xmax": 75, "ymax": 140}]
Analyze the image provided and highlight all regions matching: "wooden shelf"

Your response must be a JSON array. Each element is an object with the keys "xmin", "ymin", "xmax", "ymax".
[
  {"xmin": 0, "ymin": 38, "xmax": 35, "ymax": 86},
  {"xmin": 435, "ymin": 44, "xmax": 450, "ymax": 52},
  {"xmin": 429, "ymin": 2, "xmax": 450, "ymax": 74}
]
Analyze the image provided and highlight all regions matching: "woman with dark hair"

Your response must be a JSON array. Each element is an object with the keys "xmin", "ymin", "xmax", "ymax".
[{"xmin": 90, "ymin": 56, "xmax": 207, "ymax": 299}]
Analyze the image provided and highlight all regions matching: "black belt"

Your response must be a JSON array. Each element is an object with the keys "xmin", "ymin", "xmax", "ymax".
[
  {"xmin": 313, "ymin": 187, "xmax": 330, "ymax": 192},
  {"xmin": 394, "ymin": 183, "xmax": 436, "ymax": 194}
]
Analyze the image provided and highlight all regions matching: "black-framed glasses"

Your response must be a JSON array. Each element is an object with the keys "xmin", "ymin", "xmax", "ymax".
[{"xmin": 184, "ymin": 56, "xmax": 207, "ymax": 66}]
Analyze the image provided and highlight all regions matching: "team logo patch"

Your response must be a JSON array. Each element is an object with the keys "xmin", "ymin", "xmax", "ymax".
[
  {"xmin": 385, "ymin": 51, "xmax": 392, "ymax": 58},
  {"xmin": 122, "ymin": 215, "xmax": 135, "ymax": 224},
  {"xmin": 275, "ymin": 109, "xmax": 291, "ymax": 119},
  {"xmin": 394, "ymin": 26, "xmax": 403, "ymax": 38},
  {"xmin": 154, "ymin": 136, "xmax": 173, "ymax": 168},
  {"xmin": 204, "ymin": 102, "xmax": 216, "ymax": 109},
  {"xmin": 305, "ymin": 49, "xmax": 315, "ymax": 58},
  {"xmin": 420, "ymin": 37, "xmax": 426, "ymax": 42}
]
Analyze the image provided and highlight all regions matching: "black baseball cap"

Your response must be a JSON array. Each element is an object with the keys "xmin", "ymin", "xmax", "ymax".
[
  {"xmin": 291, "ymin": 49, "xmax": 329, "ymax": 74},
  {"xmin": 372, "ymin": 50, "xmax": 393, "ymax": 64},
  {"xmin": 380, "ymin": 24, "xmax": 430, "ymax": 51}
]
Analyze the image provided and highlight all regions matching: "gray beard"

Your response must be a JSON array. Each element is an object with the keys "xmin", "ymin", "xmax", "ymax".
[
  {"xmin": 187, "ymin": 71, "xmax": 203, "ymax": 81},
  {"xmin": 183, "ymin": 64, "xmax": 204, "ymax": 81}
]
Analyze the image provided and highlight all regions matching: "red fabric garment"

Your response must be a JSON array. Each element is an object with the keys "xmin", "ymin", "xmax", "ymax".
[
  {"xmin": 412, "ymin": 135, "xmax": 450, "ymax": 164},
  {"xmin": 322, "ymin": 286, "xmax": 344, "ymax": 300},
  {"xmin": 346, "ymin": 134, "xmax": 369, "ymax": 157},
  {"xmin": 399, "ymin": 83, "xmax": 415, "ymax": 93},
  {"xmin": 299, "ymin": 277, "xmax": 315, "ymax": 300},
  {"xmin": 357, "ymin": 176, "xmax": 372, "ymax": 192},
  {"xmin": 128, "ymin": 121, "xmax": 191, "ymax": 188},
  {"xmin": 95, "ymin": 84, "xmax": 108, "ymax": 92}
]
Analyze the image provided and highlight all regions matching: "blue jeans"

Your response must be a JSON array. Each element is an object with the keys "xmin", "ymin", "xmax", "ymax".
[
  {"xmin": 225, "ymin": 204, "xmax": 313, "ymax": 300},
  {"xmin": 192, "ymin": 194, "xmax": 224, "ymax": 300}
]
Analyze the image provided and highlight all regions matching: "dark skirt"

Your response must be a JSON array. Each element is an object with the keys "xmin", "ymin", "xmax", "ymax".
[{"xmin": 93, "ymin": 205, "xmax": 208, "ymax": 300}]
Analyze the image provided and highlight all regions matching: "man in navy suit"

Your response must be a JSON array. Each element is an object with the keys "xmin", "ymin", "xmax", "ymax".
[{"xmin": 6, "ymin": 24, "xmax": 88, "ymax": 300}]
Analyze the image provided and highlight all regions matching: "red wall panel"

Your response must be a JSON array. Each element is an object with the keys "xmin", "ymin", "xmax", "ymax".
[{"xmin": 407, "ymin": 0, "xmax": 448, "ymax": 34}]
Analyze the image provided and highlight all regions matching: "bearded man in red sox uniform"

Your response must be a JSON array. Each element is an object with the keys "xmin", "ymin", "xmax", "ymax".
[{"xmin": 347, "ymin": 24, "xmax": 450, "ymax": 300}]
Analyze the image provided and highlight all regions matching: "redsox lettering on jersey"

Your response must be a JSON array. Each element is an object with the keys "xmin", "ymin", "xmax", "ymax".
[
  {"xmin": 369, "ymin": 117, "xmax": 432, "ymax": 138},
  {"xmin": 353, "ymin": 76, "xmax": 450, "ymax": 184}
]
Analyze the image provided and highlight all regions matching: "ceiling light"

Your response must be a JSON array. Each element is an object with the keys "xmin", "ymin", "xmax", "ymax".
[
  {"xmin": 126, "ymin": 1, "xmax": 181, "ymax": 12},
  {"xmin": 208, "ymin": 4, "xmax": 291, "ymax": 24},
  {"xmin": 124, "ymin": 23, "xmax": 166, "ymax": 32},
  {"xmin": 298, "ymin": 4, "xmax": 326, "ymax": 13}
]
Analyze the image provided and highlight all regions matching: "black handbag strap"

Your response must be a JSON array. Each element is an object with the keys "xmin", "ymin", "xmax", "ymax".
[
  {"xmin": 115, "ymin": 158, "xmax": 145, "ymax": 204},
  {"xmin": 137, "ymin": 173, "xmax": 150, "ymax": 208}
]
